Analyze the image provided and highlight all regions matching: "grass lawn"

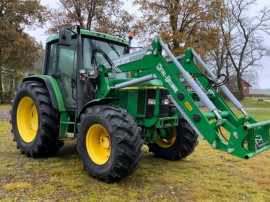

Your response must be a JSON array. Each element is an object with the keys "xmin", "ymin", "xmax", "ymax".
[
  {"xmin": 0, "ymin": 108, "xmax": 270, "ymax": 201},
  {"xmin": 227, "ymin": 97, "xmax": 270, "ymax": 108},
  {"xmin": 0, "ymin": 105, "xmax": 11, "ymax": 110}
]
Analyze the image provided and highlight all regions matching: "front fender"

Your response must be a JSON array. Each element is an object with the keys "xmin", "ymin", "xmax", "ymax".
[{"xmin": 78, "ymin": 97, "xmax": 119, "ymax": 121}]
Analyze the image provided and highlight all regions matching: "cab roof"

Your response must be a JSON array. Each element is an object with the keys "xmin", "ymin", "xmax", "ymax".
[{"xmin": 46, "ymin": 29, "xmax": 129, "ymax": 45}]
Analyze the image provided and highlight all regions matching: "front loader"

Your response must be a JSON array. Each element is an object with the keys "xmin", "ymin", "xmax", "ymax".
[{"xmin": 11, "ymin": 27, "xmax": 270, "ymax": 182}]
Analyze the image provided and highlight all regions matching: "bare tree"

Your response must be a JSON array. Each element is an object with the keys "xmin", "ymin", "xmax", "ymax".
[
  {"xmin": 218, "ymin": 0, "xmax": 270, "ymax": 95},
  {"xmin": 242, "ymin": 70, "xmax": 258, "ymax": 87}
]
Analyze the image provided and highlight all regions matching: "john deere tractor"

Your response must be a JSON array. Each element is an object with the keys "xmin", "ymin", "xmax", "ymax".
[{"xmin": 11, "ymin": 27, "xmax": 270, "ymax": 182}]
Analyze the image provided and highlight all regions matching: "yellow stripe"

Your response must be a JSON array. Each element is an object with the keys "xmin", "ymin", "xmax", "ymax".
[
  {"xmin": 185, "ymin": 101, "xmax": 193, "ymax": 111},
  {"xmin": 120, "ymin": 86, "xmax": 166, "ymax": 90}
]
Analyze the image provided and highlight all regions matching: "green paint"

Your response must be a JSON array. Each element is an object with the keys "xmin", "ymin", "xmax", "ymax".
[
  {"xmin": 59, "ymin": 112, "xmax": 75, "ymax": 139},
  {"xmin": 29, "ymin": 75, "xmax": 66, "ymax": 112},
  {"xmin": 204, "ymin": 111, "xmax": 229, "ymax": 120},
  {"xmin": 155, "ymin": 117, "xmax": 178, "ymax": 128},
  {"xmin": 244, "ymin": 120, "xmax": 270, "ymax": 130}
]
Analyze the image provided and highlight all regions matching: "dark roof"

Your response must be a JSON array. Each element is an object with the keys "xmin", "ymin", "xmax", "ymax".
[{"xmin": 229, "ymin": 76, "xmax": 252, "ymax": 87}]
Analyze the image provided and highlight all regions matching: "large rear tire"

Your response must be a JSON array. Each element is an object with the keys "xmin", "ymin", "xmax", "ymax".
[
  {"xmin": 77, "ymin": 105, "xmax": 143, "ymax": 182},
  {"xmin": 148, "ymin": 116, "xmax": 198, "ymax": 160},
  {"xmin": 11, "ymin": 81, "xmax": 63, "ymax": 157}
]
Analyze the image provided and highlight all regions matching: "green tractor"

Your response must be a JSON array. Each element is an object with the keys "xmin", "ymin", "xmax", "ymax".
[{"xmin": 11, "ymin": 27, "xmax": 270, "ymax": 182}]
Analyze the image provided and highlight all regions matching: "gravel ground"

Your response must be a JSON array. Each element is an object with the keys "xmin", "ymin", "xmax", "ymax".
[{"xmin": 0, "ymin": 109, "xmax": 10, "ymax": 121}]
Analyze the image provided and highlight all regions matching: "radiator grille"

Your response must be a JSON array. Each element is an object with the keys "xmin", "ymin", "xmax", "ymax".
[
  {"xmin": 137, "ymin": 90, "xmax": 146, "ymax": 115},
  {"xmin": 146, "ymin": 89, "xmax": 170, "ymax": 118},
  {"xmin": 159, "ymin": 89, "xmax": 170, "ymax": 117}
]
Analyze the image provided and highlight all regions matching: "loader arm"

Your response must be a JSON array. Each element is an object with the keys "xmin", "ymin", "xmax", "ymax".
[{"xmin": 98, "ymin": 37, "xmax": 270, "ymax": 159}]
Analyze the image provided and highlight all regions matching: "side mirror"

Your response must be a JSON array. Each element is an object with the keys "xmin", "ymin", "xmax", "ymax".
[{"xmin": 59, "ymin": 28, "xmax": 71, "ymax": 46}]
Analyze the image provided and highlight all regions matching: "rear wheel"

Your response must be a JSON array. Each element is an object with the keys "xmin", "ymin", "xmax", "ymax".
[
  {"xmin": 148, "ymin": 116, "xmax": 198, "ymax": 160},
  {"xmin": 77, "ymin": 105, "xmax": 143, "ymax": 182},
  {"xmin": 11, "ymin": 81, "xmax": 63, "ymax": 157}
]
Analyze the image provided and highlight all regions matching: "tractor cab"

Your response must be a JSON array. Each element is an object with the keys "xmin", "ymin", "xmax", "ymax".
[{"xmin": 43, "ymin": 29, "xmax": 129, "ymax": 110}]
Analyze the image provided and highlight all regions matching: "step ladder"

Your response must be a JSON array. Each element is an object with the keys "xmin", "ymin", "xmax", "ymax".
[{"xmin": 59, "ymin": 112, "xmax": 76, "ymax": 140}]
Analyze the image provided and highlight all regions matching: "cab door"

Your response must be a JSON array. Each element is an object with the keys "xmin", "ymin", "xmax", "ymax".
[{"xmin": 45, "ymin": 40, "xmax": 77, "ymax": 109}]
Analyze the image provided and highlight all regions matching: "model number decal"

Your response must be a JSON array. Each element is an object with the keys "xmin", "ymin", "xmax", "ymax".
[{"xmin": 156, "ymin": 63, "xmax": 178, "ymax": 93}]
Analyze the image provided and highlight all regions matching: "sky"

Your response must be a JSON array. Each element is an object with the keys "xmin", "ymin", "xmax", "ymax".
[{"xmin": 25, "ymin": 0, "xmax": 270, "ymax": 89}]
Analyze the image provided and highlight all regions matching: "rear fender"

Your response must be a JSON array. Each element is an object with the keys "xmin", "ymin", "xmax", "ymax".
[{"xmin": 23, "ymin": 75, "xmax": 66, "ymax": 112}]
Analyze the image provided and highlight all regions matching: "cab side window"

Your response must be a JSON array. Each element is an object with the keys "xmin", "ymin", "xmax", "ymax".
[
  {"xmin": 58, "ymin": 43, "xmax": 77, "ymax": 77},
  {"xmin": 46, "ymin": 40, "xmax": 77, "ymax": 76},
  {"xmin": 46, "ymin": 43, "xmax": 57, "ymax": 75},
  {"xmin": 57, "ymin": 40, "xmax": 77, "ymax": 108}
]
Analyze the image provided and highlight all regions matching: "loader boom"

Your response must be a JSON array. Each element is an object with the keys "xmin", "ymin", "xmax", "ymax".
[{"xmin": 96, "ymin": 36, "xmax": 270, "ymax": 159}]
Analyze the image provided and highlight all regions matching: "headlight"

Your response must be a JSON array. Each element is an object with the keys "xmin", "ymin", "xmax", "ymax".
[
  {"xmin": 147, "ymin": 99, "xmax": 156, "ymax": 105},
  {"xmin": 162, "ymin": 99, "xmax": 170, "ymax": 105},
  {"xmin": 79, "ymin": 69, "xmax": 87, "ymax": 74}
]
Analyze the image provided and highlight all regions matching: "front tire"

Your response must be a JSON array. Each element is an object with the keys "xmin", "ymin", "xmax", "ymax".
[
  {"xmin": 11, "ymin": 81, "xmax": 63, "ymax": 157},
  {"xmin": 77, "ymin": 105, "xmax": 143, "ymax": 182},
  {"xmin": 148, "ymin": 116, "xmax": 198, "ymax": 160}
]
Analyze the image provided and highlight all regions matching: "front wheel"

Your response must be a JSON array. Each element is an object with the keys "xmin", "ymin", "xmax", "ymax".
[
  {"xmin": 77, "ymin": 105, "xmax": 143, "ymax": 182},
  {"xmin": 148, "ymin": 116, "xmax": 198, "ymax": 160}
]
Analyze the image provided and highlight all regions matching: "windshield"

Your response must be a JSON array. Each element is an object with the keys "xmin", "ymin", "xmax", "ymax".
[
  {"xmin": 83, "ymin": 37, "xmax": 126, "ymax": 69},
  {"xmin": 83, "ymin": 37, "xmax": 128, "ymax": 79}
]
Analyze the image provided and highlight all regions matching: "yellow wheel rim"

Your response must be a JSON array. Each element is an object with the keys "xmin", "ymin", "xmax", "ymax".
[
  {"xmin": 17, "ymin": 97, "xmax": 38, "ymax": 143},
  {"xmin": 156, "ymin": 127, "xmax": 177, "ymax": 148},
  {"xmin": 86, "ymin": 124, "xmax": 111, "ymax": 165}
]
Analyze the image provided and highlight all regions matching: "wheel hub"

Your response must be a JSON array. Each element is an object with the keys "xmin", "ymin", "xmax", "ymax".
[
  {"xmin": 156, "ymin": 127, "xmax": 177, "ymax": 148},
  {"xmin": 101, "ymin": 136, "xmax": 110, "ymax": 149},
  {"xmin": 86, "ymin": 124, "xmax": 111, "ymax": 165}
]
